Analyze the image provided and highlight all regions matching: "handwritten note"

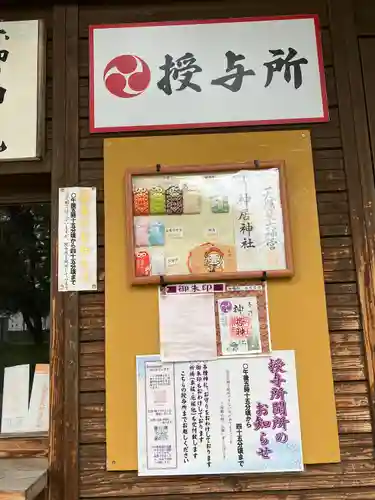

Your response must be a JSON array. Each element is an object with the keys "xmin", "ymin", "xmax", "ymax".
[{"xmin": 158, "ymin": 292, "xmax": 217, "ymax": 362}]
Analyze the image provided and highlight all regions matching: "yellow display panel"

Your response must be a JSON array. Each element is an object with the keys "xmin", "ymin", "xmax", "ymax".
[{"xmin": 104, "ymin": 130, "xmax": 340, "ymax": 471}]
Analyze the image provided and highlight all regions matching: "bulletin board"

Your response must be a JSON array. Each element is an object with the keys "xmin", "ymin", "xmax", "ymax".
[
  {"xmin": 125, "ymin": 162, "xmax": 293, "ymax": 284},
  {"xmin": 104, "ymin": 130, "xmax": 340, "ymax": 471}
]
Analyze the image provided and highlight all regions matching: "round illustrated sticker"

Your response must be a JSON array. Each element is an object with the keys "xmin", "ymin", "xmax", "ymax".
[{"xmin": 220, "ymin": 300, "xmax": 233, "ymax": 313}]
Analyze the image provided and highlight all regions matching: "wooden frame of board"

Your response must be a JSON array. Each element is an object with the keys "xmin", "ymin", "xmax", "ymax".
[{"xmin": 124, "ymin": 160, "xmax": 294, "ymax": 285}]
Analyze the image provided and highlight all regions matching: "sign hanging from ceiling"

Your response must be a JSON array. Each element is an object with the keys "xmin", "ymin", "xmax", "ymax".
[
  {"xmin": 89, "ymin": 15, "xmax": 328, "ymax": 133},
  {"xmin": 0, "ymin": 20, "xmax": 46, "ymax": 162}
]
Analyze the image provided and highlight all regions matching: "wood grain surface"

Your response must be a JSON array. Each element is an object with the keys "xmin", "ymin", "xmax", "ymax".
[
  {"xmin": 77, "ymin": 0, "xmax": 375, "ymax": 497},
  {"xmin": 4, "ymin": 0, "xmax": 375, "ymax": 499}
]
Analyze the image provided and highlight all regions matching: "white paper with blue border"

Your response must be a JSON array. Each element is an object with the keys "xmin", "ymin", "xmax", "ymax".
[{"xmin": 136, "ymin": 350, "xmax": 303, "ymax": 475}]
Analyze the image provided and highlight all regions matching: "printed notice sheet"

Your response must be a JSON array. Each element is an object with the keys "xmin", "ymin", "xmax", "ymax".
[
  {"xmin": 158, "ymin": 292, "xmax": 217, "ymax": 362},
  {"xmin": 58, "ymin": 187, "xmax": 97, "ymax": 292},
  {"xmin": 136, "ymin": 350, "xmax": 303, "ymax": 476}
]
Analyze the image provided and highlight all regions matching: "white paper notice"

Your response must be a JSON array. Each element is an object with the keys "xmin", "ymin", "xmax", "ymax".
[
  {"xmin": 159, "ymin": 293, "xmax": 217, "ymax": 362},
  {"xmin": 25, "ymin": 364, "xmax": 49, "ymax": 432},
  {"xmin": 1, "ymin": 365, "xmax": 30, "ymax": 433}
]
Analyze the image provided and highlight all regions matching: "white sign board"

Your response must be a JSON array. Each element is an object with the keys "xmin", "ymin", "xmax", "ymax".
[
  {"xmin": 0, "ymin": 20, "xmax": 45, "ymax": 161},
  {"xmin": 58, "ymin": 187, "xmax": 97, "ymax": 292},
  {"xmin": 136, "ymin": 351, "xmax": 303, "ymax": 476},
  {"xmin": 90, "ymin": 15, "xmax": 328, "ymax": 133}
]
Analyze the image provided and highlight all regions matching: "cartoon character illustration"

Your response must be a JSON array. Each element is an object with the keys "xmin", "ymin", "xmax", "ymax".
[{"xmin": 203, "ymin": 245, "xmax": 224, "ymax": 272}]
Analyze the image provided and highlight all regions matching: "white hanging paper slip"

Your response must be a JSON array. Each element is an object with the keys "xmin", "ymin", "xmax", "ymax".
[
  {"xmin": 159, "ymin": 292, "xmax": 217, "ymax": 362},
  {"xmin": 25, "ymin": 364, "xmax": 49, "ymax": 432},
  {"xmin": 233, "ymin": 169, "xmax": 286, "ymax": 272},
  {"xmin": 58, "ymin": 187, "xmax": 97, "ymax": 292},
  {"xmin": 1, "ymin": 365, "xmax": 29, "ymax": 433}
]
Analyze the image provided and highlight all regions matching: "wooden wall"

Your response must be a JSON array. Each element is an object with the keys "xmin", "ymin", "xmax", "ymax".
[
  {"xmin": 357, "ymin": 6, "xmax": 375, "ymax": 167},
  {"xmin": 77, "ymin": 1, "xmax": 375, "ymax": 499},
  {"xmin": 4, "ymin": 1, "xmax": 375, "ymax": 499}
]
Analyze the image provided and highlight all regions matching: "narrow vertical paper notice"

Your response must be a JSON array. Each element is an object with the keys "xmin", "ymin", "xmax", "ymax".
[
  {"xmin": 159, "ymin": 293, "xmax": 217, "ymax": 362},
  {"xmin": 1, "ymin": 364, "xmax": 29, "ymax": 433},
  {"xmin": 58, "ymin": 186, "xmax": 97, "ymax": 291}
]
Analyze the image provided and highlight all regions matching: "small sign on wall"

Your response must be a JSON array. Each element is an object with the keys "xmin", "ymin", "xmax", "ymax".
[
  {"xmin": 90, "ymin": 15, "xmax": 328, "ymax": 133},
  {"xmin": 58, "ymin": 187, "xmax": 97, "ymax": 292},
  {"xmin": 0, "ymin": 20, "xmax": 46, "ymax": 162}
]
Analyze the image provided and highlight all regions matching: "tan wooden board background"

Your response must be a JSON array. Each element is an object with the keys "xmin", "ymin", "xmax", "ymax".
[{"xmin": 104, "ymin": 130, "xmax": 340, "ymax": 471}]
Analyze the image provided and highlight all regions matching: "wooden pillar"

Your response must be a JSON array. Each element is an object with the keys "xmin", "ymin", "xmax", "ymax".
[
  {"xmin": 329, "ymin": 0, "xmax": 375, "ymax": 442},
  {"xmin": 49, "ymin": 6, "xmax": 80, "ymax": 500}
]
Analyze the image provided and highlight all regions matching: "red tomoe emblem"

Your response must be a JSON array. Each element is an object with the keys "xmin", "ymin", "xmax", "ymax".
[{"xmin": 103, "ymin": 54, "xmax": 151, "ymax": 98}]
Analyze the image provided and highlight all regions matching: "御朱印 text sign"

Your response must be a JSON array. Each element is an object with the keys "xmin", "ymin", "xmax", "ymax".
[{"xmin": 89, "ymin": 15, "xmax": 328, "ymax": 133}]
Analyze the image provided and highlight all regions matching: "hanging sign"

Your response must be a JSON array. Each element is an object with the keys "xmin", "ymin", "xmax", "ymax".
[
  {"xmin": 90, "ymin": 15, "xmax": 328, "ymax": 133},
  {"xmin": 126, "ymin": 162, "xmax": 293, "ymax": 285},
  {"xmin": 136, "ymin": 350, "xmax": 303, "ymax": 476},
  {"xmin": 0, "ymin": 20, "xmax": 46, "ymax": 161},
  {"xmin": 58, "ymin": 187, "xmax": 97, "ymax": 292}
]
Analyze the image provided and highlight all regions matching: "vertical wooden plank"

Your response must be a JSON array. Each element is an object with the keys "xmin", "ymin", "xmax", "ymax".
[
  {"xmin": 359, "ymin": 38, "xmax": 375, "ymax": 171},
  {"xmin": 49, "ymin": 6, "xmax": 66, "ymax": 500},
  {"xmin": 64, "ymin": 6, "xmax": 80, "ymax": 500},
  {"xmin": 354, "ymin": 0, "xmax": 375, "ymax": 35},
  {"xmin": 329, "ymin": 0, "xmax": 375, "ymax": 439},
  {"xmin": 50, "ymin": 5, "xmax": 80, "ymax": 500}
]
